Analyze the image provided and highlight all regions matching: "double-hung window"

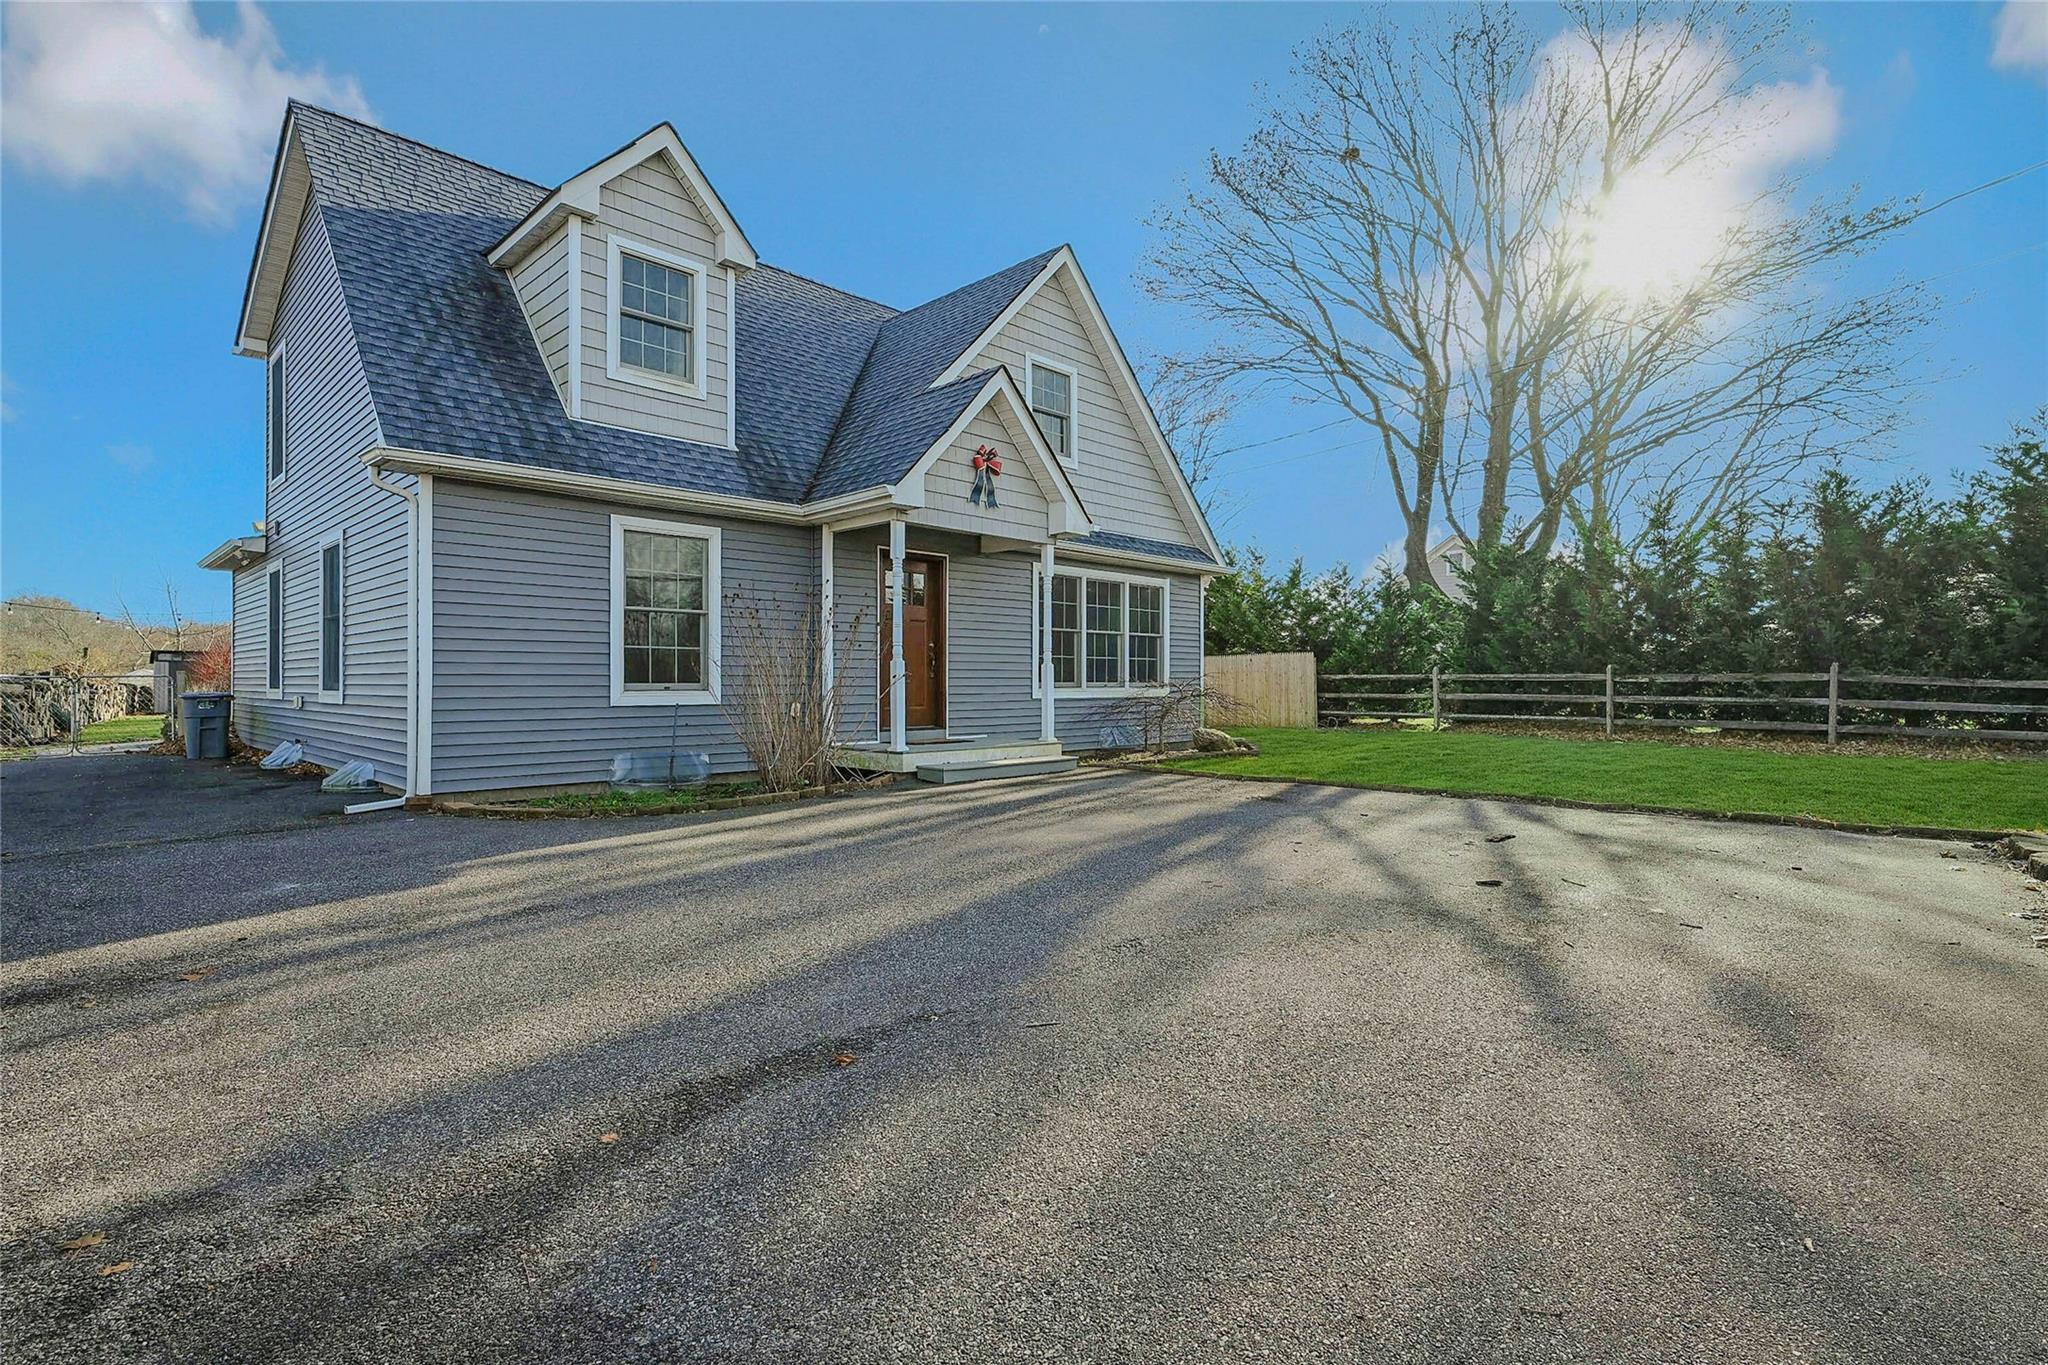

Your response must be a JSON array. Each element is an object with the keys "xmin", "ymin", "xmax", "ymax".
[
  {"xmin": 265, "ymin": 566, "xmax": 284, "ymax": 696},
  {"xmin": 1127, "ymin": 583, "xmax": 1165, "ymax": 685},
  {"xmin": 611, "ymin": 515, "xmax": 721, "ymax": 705},
  {"xmin": 318, "ymin": 534, "xmax": 344, "ymax": 701},
  {"xmin": 608, "ymin": 237, "xmax": 703, "ymax": 393},
  {"xmin": 1084, "ymin": 580, "xmax": 1123, "ymax": 685},
  {"xmin": 1027, "ymin": 358, "xmax": 1075, "ymax": 462},
  {"xmin": 1034, "ymin": 568, "xmax": 1169, "ymax": 695}
]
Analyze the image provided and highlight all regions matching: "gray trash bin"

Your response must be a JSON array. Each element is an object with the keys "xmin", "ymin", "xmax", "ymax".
[{"xmin": 180, "ymin": 691, "xmax": 233, "ymax": 760}]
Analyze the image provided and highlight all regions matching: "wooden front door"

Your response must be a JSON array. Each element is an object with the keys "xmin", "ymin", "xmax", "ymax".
[{"xmin": 880, "ymin": 552, "xmax": 945, "ymax": 731}]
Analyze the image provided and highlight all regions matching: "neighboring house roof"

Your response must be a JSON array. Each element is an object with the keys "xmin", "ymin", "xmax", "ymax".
[{"xmin": 263, "ymin": 103, "xmax": 1218, "ymax": 565}]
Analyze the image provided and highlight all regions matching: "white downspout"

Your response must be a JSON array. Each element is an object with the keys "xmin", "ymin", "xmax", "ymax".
[{"xmin": 349, "ymin": 463, "xmax": 419, "ymax": 813}]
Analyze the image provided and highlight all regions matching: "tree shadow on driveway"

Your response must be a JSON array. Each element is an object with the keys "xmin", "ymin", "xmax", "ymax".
[{"xmin": 4, "ymin": 767, "xmax": 2043, "ymax": 1363}]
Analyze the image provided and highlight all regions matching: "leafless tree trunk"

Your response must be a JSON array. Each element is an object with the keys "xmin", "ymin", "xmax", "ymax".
[{"xmin": 1144, "ymin": 2, "xmax": 1927, "ymax": 578}]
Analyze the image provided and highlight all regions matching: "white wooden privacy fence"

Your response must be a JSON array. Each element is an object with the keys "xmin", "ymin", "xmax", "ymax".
[{"xmin": 1318, "ymin": 665, "xmax": 2048, "ymax": 742}]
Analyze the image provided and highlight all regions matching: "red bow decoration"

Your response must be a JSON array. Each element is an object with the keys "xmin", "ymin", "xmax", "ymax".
[{"xmin": 970, "ymin": 444, "xmax": 1003, "ymax": 507}]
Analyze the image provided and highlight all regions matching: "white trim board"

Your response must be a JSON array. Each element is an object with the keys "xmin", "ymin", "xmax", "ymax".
[{"xmin": 891, "ymin": 370, "xmax": 1093, "ymax": 536}]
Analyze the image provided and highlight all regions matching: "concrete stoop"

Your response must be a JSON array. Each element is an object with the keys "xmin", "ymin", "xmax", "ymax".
[{"xmin": 914, "ymin": 754, "xmax": 1079, "ymax": 785}]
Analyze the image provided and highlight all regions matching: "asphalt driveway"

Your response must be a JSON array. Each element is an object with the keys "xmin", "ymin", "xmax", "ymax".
[{"xmin": 3, "ymin": 756, "xmax": 2044, "ymax": 1363}]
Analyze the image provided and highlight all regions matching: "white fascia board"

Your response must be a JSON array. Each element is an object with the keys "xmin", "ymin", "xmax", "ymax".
[
  {"xmin": 487, "ymin": 124, "xmax": 758, "ymax": 271},
  {"xmin": 198, "ymin": 536, "xmax": 269, "ymax": 572},
  {"xmin": 234, "ymin": 110, "xmax": 305, "ymax": 358},
  {"xmin": 890, "ymin": 372, "xmax": 1093, "ymax": 535}
]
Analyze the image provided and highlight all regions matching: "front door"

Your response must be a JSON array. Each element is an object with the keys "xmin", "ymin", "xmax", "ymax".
[{"xmin": 879, "ymin": 552, "xmax": 945, "ymax": 732}]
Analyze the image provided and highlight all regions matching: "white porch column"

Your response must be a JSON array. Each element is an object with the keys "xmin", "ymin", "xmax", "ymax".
[
  {"xmin": 1040, "ymin": 542, "xmax": 1056, "ymax": 743},
  {"xmin": 887, "ymin": 517, "xmax": 907, "ymax": 754},
  {"xmin": 818, "ymin": 524, "xmax": 835, "ymax": 698}
]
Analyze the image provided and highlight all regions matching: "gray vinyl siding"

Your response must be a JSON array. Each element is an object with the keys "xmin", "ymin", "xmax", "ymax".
[
  {"xmin": 578, "ymin": 158, "xmax": 732, "ymax": 446},
  {"xmin": 509, "ymin": 223, "xmax": 573, "ymax": 408},
  {"xmin": 427, "ymin": 481, "xmax": 808, "ymax": 792},
  {"xmin": 232, "ymin": 202, "xmax": 408, "ymax": 786},
  {"xmin": 968, "ymin": 271, "xmax": 1203, "ymax": 550},
  {"xmin": 911, "ymin": 405, "xmax": 1050, "ymax": 541},
  {"xmin": 829, "ymin": 527, "xmax": 1203, "ymax": 749}
]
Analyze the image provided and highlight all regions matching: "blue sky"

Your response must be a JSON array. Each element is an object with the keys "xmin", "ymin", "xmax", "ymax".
[{"xmin": 2, "ymin": 1, "xmax": 2044, "ymax": 622}]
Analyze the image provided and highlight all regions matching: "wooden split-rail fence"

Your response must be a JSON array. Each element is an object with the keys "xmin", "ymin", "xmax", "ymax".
[{"xmin": 1315, "ymin": 664, "xmax": 2048, "ymax": 743}]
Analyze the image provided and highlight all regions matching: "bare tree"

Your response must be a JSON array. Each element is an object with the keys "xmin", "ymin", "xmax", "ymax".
[
  {"xmin": 1143, "ymin": 3, "xmax": 1927, "ymax": 583},
  {"xmin": 1142, "ymin": 353, "xmax": 1242, "ymax": 525},
  {"xmin": 717, "ymin": 592, "xmax": 867, "ymax": 792}
]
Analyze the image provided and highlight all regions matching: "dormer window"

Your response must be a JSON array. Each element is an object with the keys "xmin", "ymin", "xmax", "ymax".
[
  {"xmin": 1027, "ymin": 357, "xmax": 1076, "ymax": 463},
  {"xmin": 606, "ymin": 236, "xmax": 704, "ymax": 395}
]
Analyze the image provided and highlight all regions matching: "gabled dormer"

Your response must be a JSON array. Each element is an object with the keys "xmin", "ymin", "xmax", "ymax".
[{"xmin": 490, "ymin": 125, "xmax": 756, "ymax": 450}]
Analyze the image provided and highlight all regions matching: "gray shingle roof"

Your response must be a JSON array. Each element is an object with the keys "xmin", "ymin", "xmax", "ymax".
[
  {"xmin": 1066, "ymin": 530, "xmax": 1221, "ymax": 566},
  {"xmin": 283, "ymin": 105, "xmax": 1216, "ymax": 567}
]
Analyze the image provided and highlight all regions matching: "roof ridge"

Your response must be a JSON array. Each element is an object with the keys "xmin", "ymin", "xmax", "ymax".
[{"xmin": 287, "ymin": 99, "xmax": 551, "ymax": 193}]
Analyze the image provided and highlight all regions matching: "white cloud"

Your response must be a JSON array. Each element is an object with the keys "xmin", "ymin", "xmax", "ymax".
[
  {"xmin": 106, "ymin": 443, "xmax": 155, "ymax": 475},
  {"xmin": 1, "ymin": 1, "xmax": 369, "ymax": 222},
  {"xmin": 1536, "ymin": 26, "xmax": 1842, "ymax": 305},
  {"xmin": 1992, "ymin": 0, "xmax": 2048, "ymax": 75}
]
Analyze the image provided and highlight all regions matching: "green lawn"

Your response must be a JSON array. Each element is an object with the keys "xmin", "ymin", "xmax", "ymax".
[
  {"xmin": 71, "ymin": 714, "xmax": 166, "ymax": 745},
  {"xmin": 521, "ymin": 782, "xmax": 760, "ymax": 814},
  {"xmin": 1157, "ymin": 727, "xmax": 2048, "ymax": 833}
]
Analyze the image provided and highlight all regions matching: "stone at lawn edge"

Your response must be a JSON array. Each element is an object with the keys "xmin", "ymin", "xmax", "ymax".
[{"xmin": 1193, "ymin": 728, "xmax": 1237, "ymax": 752}]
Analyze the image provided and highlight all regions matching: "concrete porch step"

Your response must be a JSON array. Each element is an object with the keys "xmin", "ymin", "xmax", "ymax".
[{"xmin": 915, "ymin": 755, "xmax": 1079, "ymax": 785}]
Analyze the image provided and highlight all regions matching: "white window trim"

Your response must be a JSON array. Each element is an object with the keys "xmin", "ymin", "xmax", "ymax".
[
  {"xmin": 266, "ymin": 346, "xmax": 287, "ymax": 487},
  {"xmin": 317, "ymin": 529, "xmax": 345, "ymax": 704},
  {"xmin": 264, "ymin": 564, "xmax": 284, "ymax": 700},
  {"xmin": 609, "ymin": 513, "xmax": 722, "ymax": 706},
  {"xmin": 605, "ymin": 234, "xmax": 709, "ymax": 401},
  {"xmin": 1025, "ymin": 354, "xmax": 1079, "ymax": 466},
  {"xmin": 1031, "ymin": 563, "xmax": 1169, "ymax": 699}
]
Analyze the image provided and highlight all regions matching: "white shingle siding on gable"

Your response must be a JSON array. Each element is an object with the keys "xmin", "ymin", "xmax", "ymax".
[
  {"xmin": 968, "ymin": 272, "xmax": 1199, "ymax": 550},
  {"xmin": 577, "ymin": 157, "xmax": 732, "ymax": 446},
  {"xmin": 230, "ymin": 204, "xmax": 410, "ymax": 786},
  {"xmin": 509, "ymin": 222, "xmax": 575, "ymax": 409},
  {"xmin": 912, "ymin": 406, "xmax": 1052, "ymax": 541}
]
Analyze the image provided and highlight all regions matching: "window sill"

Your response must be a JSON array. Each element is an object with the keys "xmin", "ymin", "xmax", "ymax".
[
  {"xmin": 318, "ymin": 689, "xmax": 344, "ymax": 705},
  {"xmin": 604, "ymin": 359, "xmax": 706, "ymax": 403},
  {"xmin": 1034, "ymin": 685, "xmax": 1171, "ymax": 701},
  {"xmin": 611, "ymin": 688, "xmax": 721, "ymax": 707}
]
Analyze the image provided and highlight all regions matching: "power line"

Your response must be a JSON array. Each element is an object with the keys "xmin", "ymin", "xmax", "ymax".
[{"xmin": 3, "ymin": 600, "xmax": 112, "ymax": 622}]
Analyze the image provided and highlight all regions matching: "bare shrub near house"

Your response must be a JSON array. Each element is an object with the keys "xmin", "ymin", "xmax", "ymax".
[
  {"xmin": 187, "ymin": 637, "xmax": 233, "ymax": 691},
  {"xmin": 717, "ymin": 593, "xmax": 866, "ymax": 792},
  {"xmin": 1098, "ymin": 680, "xmax": 1247, "ymax": 753}
]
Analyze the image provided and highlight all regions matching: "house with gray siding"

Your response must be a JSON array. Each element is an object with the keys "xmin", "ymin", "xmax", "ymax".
[{"xmin": 201, "ymin": 104, "xmax": 1223, "ymax": 796}]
